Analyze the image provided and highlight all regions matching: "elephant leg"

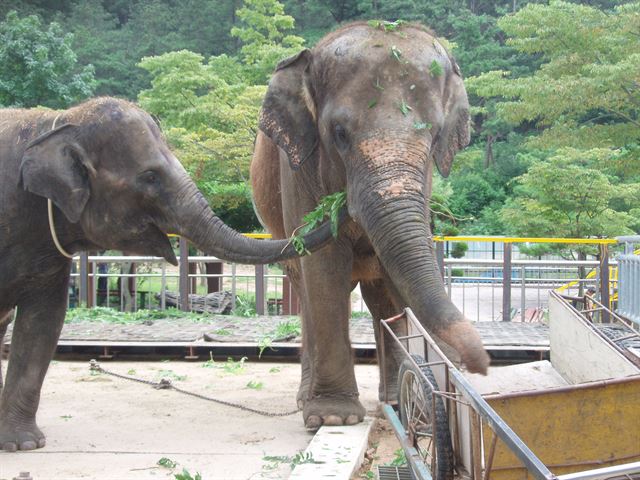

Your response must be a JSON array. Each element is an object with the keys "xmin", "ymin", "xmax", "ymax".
[
  {"xmin": 0, "ymin": 310, "xmax": 12, "ymax": 392},
  {"xmin": 360, "ymin": 279, "xmax": 407, "ymax": 403},
  {"xmin": 297, "ymin": 347, "xmax": 312, "ymax": 409},
  {"xmin": 0, "ymin": 286, "xmax": 67, "ymax": 451},
  {"xmin": 299, "ymin": 244, "xmax": 365, "ymax": 429}
]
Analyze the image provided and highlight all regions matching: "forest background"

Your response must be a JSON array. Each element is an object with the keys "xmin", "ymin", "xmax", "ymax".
[{"xmin": 1, "ymin": 0, "xmax": 639, "ymax": 257}]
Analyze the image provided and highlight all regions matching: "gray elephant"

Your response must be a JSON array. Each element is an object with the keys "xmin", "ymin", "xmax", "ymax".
[
  {"xmin": 251, "ymin": 22, "xmax": 490, "ymax": 429},
  {"xmin": 0, "ymin": 97, "xmax": 342, "ymax": 451}
]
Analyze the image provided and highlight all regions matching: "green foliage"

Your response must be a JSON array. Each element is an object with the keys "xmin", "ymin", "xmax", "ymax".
[
  {"xmin": 246, "ymin": 380, "xmax": 264, "ymax": 390},
  {"xmin": 263, "ymin": 451, "xmax": 323, "ymax": 470},
  {"xmin": 231, "ymin": 0, "xmax": 305, "ymax": 84},
  {"xmin": 174, "ymin": 469, "xmax": 202, "ymax": 480},
  {"xmin": 450, "ymin": 242, "xmax": 468, "ymax": 259},
  {"xmin": 501, "ymin": 148, "xmax": 639, "ymax": 253},
  {"xmin": 292, "ymin": 191, "xmax": 347, "ymax": 254},
  {"xmin": 220, "ymin": 356, "xmax": 248, "ymax": 374},
  {"xmin": 386, "ymin": 448, "xmax": 407, "ymax": 467},
  {"xmin": 157, "ymin": 457, "xmax": 178, "ymax": 469},
  {"xmin": 137, "ymin": 50, "xmax": 265, "ymax": 229},
  {"xmin": 467, "ymin": 2, "xmax": 640, "ymax": 155},
  {"xmin": 64, "ymin": 307, "xmax": 204, "ymax": 324},
  {"xmin": 0, "ymin": 11, "xmax": 95, "ymax": 108},
  {"xmin": 232, "ymin": 293, "xmax": 258, "ymax": 317},
  {"xmin": 137, "ymin": 1, "xmax": 304, "ymax": 229}
]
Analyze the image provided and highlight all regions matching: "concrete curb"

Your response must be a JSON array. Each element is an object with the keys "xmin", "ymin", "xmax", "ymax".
[{"xmin": 289, "ymin": 417, "xmax": 374, "ymax": 479}]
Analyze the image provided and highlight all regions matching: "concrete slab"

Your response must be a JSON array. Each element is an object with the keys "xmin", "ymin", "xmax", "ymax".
[
  {"xmin": 289, "ymin": 420, "xmax": 373, "ymax": 480},
  {"xmin": 0, "ymin": 360, "xmax": 380, "ymax": 480}
]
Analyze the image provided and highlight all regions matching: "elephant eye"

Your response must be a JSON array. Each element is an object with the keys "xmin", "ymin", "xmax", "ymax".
[
  {"xmin": 333, "ymin": 124, "xmax": 349, "ymax": 150},
  {"xmin": 140, "ymin": 170, "xmax": 159, "ymax": 185}
]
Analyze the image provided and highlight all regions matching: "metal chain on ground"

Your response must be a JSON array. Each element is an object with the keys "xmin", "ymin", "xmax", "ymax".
[{"xmin": 89, "ymin": 360, "xmax": 300, "ymax": 417}]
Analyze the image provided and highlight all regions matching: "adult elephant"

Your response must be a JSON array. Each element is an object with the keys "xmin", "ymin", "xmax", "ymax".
[
  {"xmin": 251, "ymin": 22, "xmax": 490, "ymax": 429},
  {"xmin": 0, "ymin": 97, "xmax": 343, "ymax": 451}
]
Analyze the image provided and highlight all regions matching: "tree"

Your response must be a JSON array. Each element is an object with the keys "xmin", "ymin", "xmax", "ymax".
[
  {"xmin": 467, "ymin": 1, "xmax": 640, "ymax": 156},
  {"xmin": 0, "ymin": 11, "xmax": 95, "ymax": 108},
  {"xmin": 231, "ymin": 0, "xmax": 305, "ymax": 83},
  {"xmin": 463, "ymin": 1, "xmax": 640, "ymax": 245},
  {"xmin": 137, "ymin": 49, "xmax": 264, "ymax": 184},
  {"xmin": 59, "ymin": 0, "xmax": 127, "ymax": 96},
  {"xmin": 501, "ymin": 148, "xmax": 640, "ymax": 254}
]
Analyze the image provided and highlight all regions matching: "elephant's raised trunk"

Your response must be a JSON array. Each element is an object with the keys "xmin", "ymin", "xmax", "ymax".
[
  {"xmin": 351, "ymin": 137, "xmax": 489, "ymax": 374},
  {"xmin": 169, "ymin": 179, "xmax": 345, "ymax": 265}
]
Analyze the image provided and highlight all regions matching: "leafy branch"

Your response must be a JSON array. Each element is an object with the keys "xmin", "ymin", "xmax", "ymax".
[{"xmin": 291, "ymin": 191, "xmax": 347, "ymax": 255}]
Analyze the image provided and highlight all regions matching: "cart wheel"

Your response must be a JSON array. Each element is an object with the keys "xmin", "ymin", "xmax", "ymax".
[{"xmin": 398, "ymin": 354, "xmax": 454, "ymax": 480}]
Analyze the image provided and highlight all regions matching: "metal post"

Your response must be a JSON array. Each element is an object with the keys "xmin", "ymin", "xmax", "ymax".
[
  {"xmin": 255, "ymin": 264, "xmax": 265, "ymax": 315},
  {"xmin": 282, "ymin": 275, "xmax": 299, "ymax": 315},
  {"xmin": 206, "ymin": 261, "xmax": 223, "ymax": 292},
  {"xmin": 521, "ymin": 265, "xmax": 526, "ymax": 322},
  {"xmin": 231, "ymin": 263, "xmax": 237, "ymax": 311},
  {"xmin": 91, "ymin": 259, "xmax": 97, "ymax": 307},
  {"xmin": 179, "ymin": 237, "xmax": 190, "ymax": 312},
  {"xmin": 160, "ymin": 262, "xmax": 166, "ymax": 310},
  {"xmin": 502, "ymin": 243, "xmax": 512, "ymax": 322},
  {"xmin": 79, "ymin": 252, "xmax": 89, "ymax": 307},
  {"xmin": 600, "ymin": 244, "xmax": 610, "ymax": 322},
  {"xmin": 436, "ymin": 241, "xmax": 445, "ymax": 280}
]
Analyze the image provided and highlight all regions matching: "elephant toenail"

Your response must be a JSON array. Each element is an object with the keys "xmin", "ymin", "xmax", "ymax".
[
  {"xmin": 323, "ymin": 415, "xmax": 343, "ymax": 426},
  {"xmin": 37, "ymin": 438, "xmax": 46, "ymax": 448},
  {"xmin": 20, "ymin": 440, "xmax": 37, "ymax": 450},
  {"xmin": 2, "ymin": 442, "xmax": 17, "ymax": 452},
  {"xmin": 345, "ymin": 414, "xmax": 360, "ymax": 425},
  {"xmin": 305, "ymin": 415, "xmax": 322, "ymax": 430}
]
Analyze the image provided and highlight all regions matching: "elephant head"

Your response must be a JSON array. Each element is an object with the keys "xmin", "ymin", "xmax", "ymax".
[
  {"xmin": 259, "ymin": 23, "xmax": 489, "ymax": 373},
  {"xmin": 18, "ymin": 97, "xmax": 342, "ymax": 265}
]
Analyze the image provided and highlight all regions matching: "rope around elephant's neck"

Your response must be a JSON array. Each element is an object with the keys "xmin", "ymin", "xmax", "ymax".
[{"xmin": 47, "ymin": 114, "xmax": 74, "ymax": 259}]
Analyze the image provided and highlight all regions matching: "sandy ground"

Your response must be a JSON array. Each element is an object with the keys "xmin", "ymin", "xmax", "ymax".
[{"xmin": 0, "ymin": 360, "xmax": 382, "ymax": 480}]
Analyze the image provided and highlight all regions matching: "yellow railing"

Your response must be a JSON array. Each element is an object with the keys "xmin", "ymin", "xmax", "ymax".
[
  {"xmin": 431, "ymin": 236, "xmax": 617, "ymax": 245},
  {"xmin": 242, "ymin": 233, "xmax": 618, "ymax": 245}
]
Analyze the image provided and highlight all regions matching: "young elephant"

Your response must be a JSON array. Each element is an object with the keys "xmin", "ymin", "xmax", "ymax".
[
  {"xmin": 0, "ymin": 97, "xmax": 342, "ymax": 451},
  {"xmin": 251, "ymin": 22, "xmax": 490, "ymax": 429}
]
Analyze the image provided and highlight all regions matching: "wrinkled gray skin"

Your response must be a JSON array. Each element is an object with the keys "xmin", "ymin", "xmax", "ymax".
[
  {"xmin": 0, "ymin": 97, "xmax": 343, "ymax": 451},
  {"xmin": 251, "ymin": 22, "xmax": 490, "ymax": 429}
]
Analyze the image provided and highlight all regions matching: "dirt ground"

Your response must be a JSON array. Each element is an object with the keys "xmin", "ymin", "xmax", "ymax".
[
  {"xmin": 0, "ymin": 360, "xmax": 384, "ymax": 480},
  {"xmin": 351, "ymin": 418, "xmax": 404, "ymax": 479}
]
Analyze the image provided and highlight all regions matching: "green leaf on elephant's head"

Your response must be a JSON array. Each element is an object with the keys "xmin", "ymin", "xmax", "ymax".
[
  {"xmin": 429, "ymin": 60, "xmax": 443, "ymax": 78},
  {"xmin": 413, "ymin": 122, "xmax": 431, "ymax": 130},
  {"xmin": 399, "ymin": 100, "xmax": 412, "ymax": 116},
  {"xmin": 368, "ymin": 100, "xmax": 377, "ymax": 109},
  {"xmin": 390, "ymin": 45, "xmax": 402, "ymax": 62}
]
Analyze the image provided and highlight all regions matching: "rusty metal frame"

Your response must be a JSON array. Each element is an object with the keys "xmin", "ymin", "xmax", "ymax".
[{"xmin": 380, "ymin": 308, "xmax": 556, "ymax": 480}]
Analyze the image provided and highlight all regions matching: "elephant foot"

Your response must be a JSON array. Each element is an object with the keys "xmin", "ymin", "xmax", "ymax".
[
  {"xmin": 297, "ymin": 383, "xmax": 310, "ymax": 409},
  {"xmin": 0, "ymin": 421, "xmax": 46, "ymax": 451},
  {"xmin": 303, "ymin": 394, "xmax": 366, "ymax": 430}
]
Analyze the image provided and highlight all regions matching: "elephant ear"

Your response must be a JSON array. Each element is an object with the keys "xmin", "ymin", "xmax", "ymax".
[
  {"xmin": 19, "ymin": 123, "xmax": 92, "ymax": 223},
  {"xmin": 259, "ymin": 49, "xmax": 317, "ymax": 170},
  {"xmin": 431, "ymin": 57, "xmax": 471, "ymax": 178}
]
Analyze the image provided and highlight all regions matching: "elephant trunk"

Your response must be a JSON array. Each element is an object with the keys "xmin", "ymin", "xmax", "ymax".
[
  {"xmin": 351, "ymin": 137, "xmax": 489, "ymax": 374},
  {"xmin": 169, "ymin": 178, "xmax": 345, "ymax": 265}
]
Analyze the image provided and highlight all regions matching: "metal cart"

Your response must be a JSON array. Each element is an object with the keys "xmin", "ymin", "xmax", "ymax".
[{"xmin": 379, "ymin": 291, "xmax": 640, "ymax": 480}]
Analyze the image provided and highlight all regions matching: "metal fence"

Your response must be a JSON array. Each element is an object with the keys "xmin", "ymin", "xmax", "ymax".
[
  {"xmin": 616, "ymin": 236, "xmax": 640, "ymax": 326},
  {"xmin": 67, "ymin": 236, "xmax": 624, "ymax": 323}
]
